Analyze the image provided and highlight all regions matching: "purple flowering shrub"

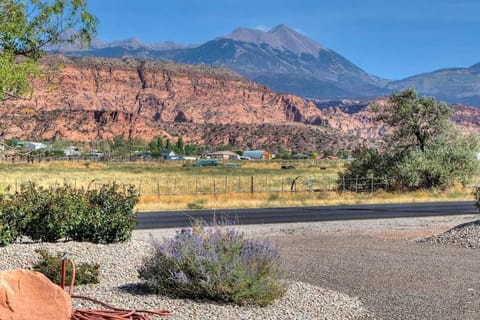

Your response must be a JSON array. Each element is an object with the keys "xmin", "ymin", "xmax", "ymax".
[{"xmin": 138, "ymin": 223, "xmax": 285, "ymax": 306}]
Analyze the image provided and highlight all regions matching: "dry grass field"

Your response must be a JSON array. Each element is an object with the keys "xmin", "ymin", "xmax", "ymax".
[{"xmin": 0, "ymin": 159, "xmax": 473, "ymax": 211}]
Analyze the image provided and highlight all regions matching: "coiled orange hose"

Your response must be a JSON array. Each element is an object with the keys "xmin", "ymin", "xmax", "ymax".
[{"xmin": 62, "ymin": 258, "xmax": 172, "ymax": 319}]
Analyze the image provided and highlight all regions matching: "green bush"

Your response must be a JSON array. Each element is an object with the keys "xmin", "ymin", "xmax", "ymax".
[
  {"xmin": 33, "ymin": 249, "xmax": 99, "ymax": 286},
  {"xmin": 267, "ymin": 193, "xmax": 280, "ymax": 201},
  {"xmin": 473, "ymin": 188, "xmax": 480, "ymax": 211},
  {"xmin": 0, "ymin": 182, "xmax": 139, "ymax": 246},
  {"xmin": 138, "ymin": 223, "xmax": 285, "ymax": 306},
  {"xmin": 1, "ymin": 183, "xmax": 86, "ymax": 242},
  {"xmin": 341, "ymin": 139, "xmax": 479, "ymax": 192},
  {"xmin": 0, "ymin": 193, "xmax": 23, "ymax": 246},
  {"xmin": 69, "ymin": 183, "xmax": 139, "ymax": 244},
  {"xmin": 0, "ymin": 209, "xmax": 15, "ymax": 247},
  {"xmin": 186, "ymin": 198, "xmax": 206, "ymax": 209}
]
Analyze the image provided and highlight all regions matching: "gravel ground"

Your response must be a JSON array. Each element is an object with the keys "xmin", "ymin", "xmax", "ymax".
[
  {"xmin": 2, "ymin": 214, "xmax": 479, "ymax": 320},
  {"xmin": 254, "ymin": 215, "xmax": 480, "ymax": 320},
  {"xmin": 0, "ymin": 236, "xmax": 373, "ymax": 320}
]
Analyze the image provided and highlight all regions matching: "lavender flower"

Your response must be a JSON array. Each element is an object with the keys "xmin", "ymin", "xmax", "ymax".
[{"xmin": 139, "ymin": 222, "xmax": 285, "ymax": 306}]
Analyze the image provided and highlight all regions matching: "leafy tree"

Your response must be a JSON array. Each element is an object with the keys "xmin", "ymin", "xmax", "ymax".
[
  {"xmin": 322, "ymin": 149, "xmax": 334, "ymax": 157},
  {"xmin": 175, "ymin": 136, "xmax": 184, "ymax": 154},
  {"xmin": 153, "ymin": 136, "xmax": 164, "ymax": 151},
  {"xmin": 342, "ymin": 89, "xmax": 479, "ymax": 191},
  {"xmin": 110, "ymin": 135, "xmax": 130, "ymax": 157},
  {"xmin": 0, "ymin": 0, "xmax": 97, "ymax": 100},
  {"xmin": 184, "ymin": 143, "xmax": 203, "ymax": 156},
  {"xmin": 371, "ymin": 88, "xmax": 452, "ymax": 153},
  {"xmin": 165, "ymin": 139, "xmax": 172, "ymax": 151},
  {"xmin": 147, "ymin": 136, "xmax": 163, "ymax": 157},
  {"xmin": 336, "ymin": 149, "xmax": 350, "ymax": 159}
]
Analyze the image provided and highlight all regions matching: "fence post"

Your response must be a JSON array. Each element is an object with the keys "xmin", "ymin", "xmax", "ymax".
[
  {"xmin": 342, "ymin": 175, "xmax": 345, "ymax": 193},
  {"xmin": 213, "ymin": 178, "xmax": 216, "ymax": 196},
  {"xmin": 281, "ymin": 177, "xmax": 284, "ymax": 193},
  {"xmin": 225, "ymin": 176, "xmax": 228, "ymax": 194},
  {"xmin": 355, "ymin": 175, "xmax": 358, "ymax": 193},
  {"xmin": 371, "ymin": 175, "xmax": 374, "ymax": 193},
  {"xmin": 250, "ymin": 176, "xmax": 254, "ymax": 194}
]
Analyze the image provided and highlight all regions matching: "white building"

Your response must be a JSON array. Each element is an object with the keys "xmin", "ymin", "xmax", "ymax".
[
  {"xmin": 27, "ymin": 142, "xmax": 47, "ymax": 151},
  {"xmin": 64, "ymin": 146, "xmax": 82, "ymax": 156},
  {"xmin": 242, "ymin": 150, "xmax": 272, "ymax": 160},
  {"xmin": 204, "ymin": 151, "xmax": 240, "ymax": 160}
]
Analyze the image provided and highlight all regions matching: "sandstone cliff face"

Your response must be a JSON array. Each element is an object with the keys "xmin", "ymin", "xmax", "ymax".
[
  {"xmin": 451, "ymin": 103, "xmax": 480, "ymax": 133},
  {"xmin": 314, "ymin": 98, "xmax": 480, "ymax": 144},
  {"xmin": 1, "ymin": 56, "xmax": 477, "ymax": 152},
  {"xmin": 0, "ymin": 56, "xmax": 342, "ymax": 151}
]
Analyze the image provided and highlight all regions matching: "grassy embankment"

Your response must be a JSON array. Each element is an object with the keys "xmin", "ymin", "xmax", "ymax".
[{"xmin": 0, "ymin": 160, "xmax": 472, "ymax": 211}]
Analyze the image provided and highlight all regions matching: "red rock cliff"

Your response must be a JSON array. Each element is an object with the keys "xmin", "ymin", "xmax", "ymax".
[{"xmin": 0, "ymin": 56, "xmax": 330, "ymax": 146}]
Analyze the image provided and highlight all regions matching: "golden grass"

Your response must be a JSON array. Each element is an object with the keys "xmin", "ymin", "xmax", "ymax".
[
  {"xmin": 0, "ymin": 160, "xmax": 473, "ymax": 211},
  {"xmin": 137, "ymin": 188, "xmax": 473, "ymax": 211}
]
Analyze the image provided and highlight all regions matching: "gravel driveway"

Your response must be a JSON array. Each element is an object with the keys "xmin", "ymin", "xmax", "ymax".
[
  {"xmin": 249, "ymin": 215, "xmax": 480, "ymax": 320},
  {"xmin": 2, "ymin": 214, "xmax": 478, "ymax": 319}
]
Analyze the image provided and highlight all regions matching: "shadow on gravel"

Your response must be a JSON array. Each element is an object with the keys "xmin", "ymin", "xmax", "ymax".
[{"xmin": 118, "ymin": 283, "xmax": 151, "ymax": 296}]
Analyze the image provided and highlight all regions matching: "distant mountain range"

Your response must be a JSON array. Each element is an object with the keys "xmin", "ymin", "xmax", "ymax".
[
  {"xmin": 389, "ymin": 63, "xmax": 480, "ymax": 106},
  {"xmin": 52, "ymin": 25, "xmax": 480, "ymax": 106}
]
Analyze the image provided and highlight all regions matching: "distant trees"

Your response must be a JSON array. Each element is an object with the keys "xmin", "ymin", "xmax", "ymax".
[
  {"xmin": 342, "ymin": 89, "xmax": 479, "ymax": 191},
  {"xmin": 0, "ymin": 0, "xmax": 97, "ymax": 100},
  {"xmin": 146, "ymin": 136, "xmax": 204, "ymax": 157}
]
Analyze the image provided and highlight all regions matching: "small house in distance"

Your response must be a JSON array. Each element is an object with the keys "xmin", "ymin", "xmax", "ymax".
[
  {"xmin": 27, "ymin": 142, "xmax": 47, "ymax": 151},
  {"xmin": 204, "ymin": 150, "xmax": 240, "ymax": 160},
  {"xmin": 160, "ymin": 150, "xmax": 176, "ymax": 159},
  {"xmin": 64, "ymin": 146, "xmax": 81, "ymax": 157},
  {"xmin": 242, "ymin": 150, "xmax": 272, "ymax": 160}
]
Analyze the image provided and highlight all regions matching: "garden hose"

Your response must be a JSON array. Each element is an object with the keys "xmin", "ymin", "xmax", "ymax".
[{"xmin": 61, "ymin": 257, "xmax": 172, "ymax": 319}]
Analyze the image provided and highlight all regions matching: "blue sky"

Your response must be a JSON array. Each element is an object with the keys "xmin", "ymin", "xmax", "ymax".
[{"xmin": 87, "ymin": 0, "xmax": 479, "ymax": 80}]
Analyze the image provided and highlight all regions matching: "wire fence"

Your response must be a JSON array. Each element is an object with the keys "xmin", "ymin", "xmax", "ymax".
[
  {"xmin": 337, "ymin": 176, "xmax": 390, "ymax": 193},
  {"xmin": 6, "ymin": 175, "xmax": 396, "ymax": 196}
]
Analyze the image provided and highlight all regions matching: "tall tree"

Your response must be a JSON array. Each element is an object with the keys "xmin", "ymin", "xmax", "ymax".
[
  {"xmin": 175, "ymin": 136, "xmax": 184, "ymax": 153},
  {"xmin": 0, "ymin": 0, "xmax": 97, "ymax": 100},
  {"xmin": 342, "ymin": 89, "xmax": 479, "ymax": 191},
  {"xmin": 371, "ymin": 89, "xmax": 452, "ymax": 153}
]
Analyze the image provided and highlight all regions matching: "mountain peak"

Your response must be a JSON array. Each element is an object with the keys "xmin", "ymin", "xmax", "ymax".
[
  {"xmin": 268, "ymin": 24, "xmax": 325, "ymax": 55},
  {"xmin": 269, "ymin": 24, "xmax": 294, "ymax": 33},
  {"xmin": 108, "ymin": 37, "xmax": 145, "ymax": 49},
  {"xmin": 470, "ymin": 62, "xmax": 480, "ymax": 69},
  {"xmin": 222, "ymin": 24, "xmax": 325, "ymax": 56}
]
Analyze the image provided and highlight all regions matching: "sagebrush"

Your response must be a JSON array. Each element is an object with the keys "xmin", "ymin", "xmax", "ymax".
[{"xmin": 138, "ymin": 223, "xmax": 285, "ymax": 306}]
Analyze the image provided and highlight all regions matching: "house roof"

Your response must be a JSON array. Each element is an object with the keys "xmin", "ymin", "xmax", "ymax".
[{"xmin": 206, "ymin": 150, "xmax": 238, "ymax": 156}]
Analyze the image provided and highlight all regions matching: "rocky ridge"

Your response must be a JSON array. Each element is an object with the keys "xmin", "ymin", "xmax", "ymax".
[
  {"xmin": 0, "ymin": 55, "xmax": 377, "ymax": 151},
  {"xmin": 1, "ymin": 55, "xmax": 479, "ymax": 152}
]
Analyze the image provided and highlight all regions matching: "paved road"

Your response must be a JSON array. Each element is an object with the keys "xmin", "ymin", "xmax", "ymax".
[{"xmin": 136, "ymin": 201, "xmax": 478, "ymax": 229}]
